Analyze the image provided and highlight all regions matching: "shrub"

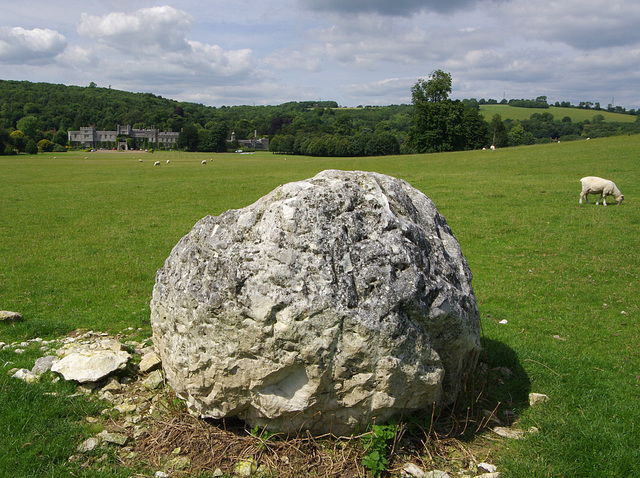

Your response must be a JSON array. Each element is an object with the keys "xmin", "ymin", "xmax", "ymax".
[
  {"xmin": 25, "ymin": 139, "xmax": 38, "ymax": 154},
  {"xmin": 37, "ymin": 139, "xmax": 54, "ymax": 152}
]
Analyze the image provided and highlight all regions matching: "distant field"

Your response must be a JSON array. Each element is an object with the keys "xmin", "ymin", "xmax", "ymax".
[
  {"xmin": 1, "ymin": 138, "xmax": 639, "ymax": 477},
  {"xmin": 479, "ymin": 104, "xmax": 637, "ymax": 123}
]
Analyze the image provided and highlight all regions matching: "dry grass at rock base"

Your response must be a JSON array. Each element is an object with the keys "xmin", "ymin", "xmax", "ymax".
[
  {"xmin": 119, "ymin": 380, "xmax": 502, "ymax": 477},
  {"xmin": 135, "ymin": 411, "xmax": 365, "ymax": 477}
]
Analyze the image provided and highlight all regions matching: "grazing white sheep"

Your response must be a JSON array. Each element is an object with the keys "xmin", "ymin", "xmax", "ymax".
[
  {"xmin": 166, "ymin": 160, "xmax": 170, "ymax": 164},
  {"xmin": 579, "ymin": 176, "xmax": 624, "ymax": 206},
  {"xmin": 202, "ymin": 160, "xmax": 207, "ymax": 165},
  {"xmin": 490, "ymin": 145, "xmax": 496, "ymax": 151},
  {"xmin": 138, "ymin": 159, "xmax": 143, "ymax": 162},
  {"xmin": 154, "ymin": 161, "xmax": 160, "ymax": 166}
]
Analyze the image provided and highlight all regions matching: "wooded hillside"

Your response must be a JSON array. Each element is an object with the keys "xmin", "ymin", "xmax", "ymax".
[{"xmin": 1, "ymin": 79, "xmax": 638, "ymax": 156}]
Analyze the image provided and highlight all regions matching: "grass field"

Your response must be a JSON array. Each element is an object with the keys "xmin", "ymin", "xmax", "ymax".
[
  {"xmin": 1, "ymin": 138, "xmax": 639, "ymax": 477},
  {"xmin": 479, "ymin": 104, "xmax": 637, "ymax": 123}
]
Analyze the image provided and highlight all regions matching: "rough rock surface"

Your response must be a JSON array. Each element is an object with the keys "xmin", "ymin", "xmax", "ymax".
[{"xmin": 151, "ymin": 169, "xmax": 481, "ymax": 435}]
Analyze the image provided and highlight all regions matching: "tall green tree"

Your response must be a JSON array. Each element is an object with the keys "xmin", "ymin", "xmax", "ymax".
[
  {"xmin": 52, "ymin": 130, "xmax": 68, "ymax": 147},
  {"xmin": 17, "ymin": 115, "xmax": 42, "ymax": 141},
  {"xmin": 177, "ymin": 124, "xmax": 199, "ymax": 151},
  {"xmin": 489, "ymin": 114, "xmax": 508, "ymax": 147},
  {"xmin": 408, "ymin": 71, "xmax": 487, "ymax": 153},
  {"xmin": 0, "ymin": 125, "xmax": 9, "ymax": 154},
  {"xmin": 25, "ymin": 139, "xmax": 38, "ymax": 154},
  {"xmin": 9, "ymin": 130, "xmax": 27, "ymax": 152},
  {"xmin": 411, "ymin": 70, "xmax": 452, "ymax": 104}
]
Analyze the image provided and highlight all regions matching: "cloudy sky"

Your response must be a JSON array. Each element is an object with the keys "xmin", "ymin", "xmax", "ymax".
[{"xmin": 2, "ymin": 0, "xmax": 639, "ymax": 109}]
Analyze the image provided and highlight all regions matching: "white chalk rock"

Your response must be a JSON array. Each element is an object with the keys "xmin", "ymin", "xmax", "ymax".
[
  {"xmin": 151, "ymin": 170, "xmax": 481, "ymax": 436},
  {"xmin": 51, "ymin": 350, "xmax": 130, "ymax": 383}
]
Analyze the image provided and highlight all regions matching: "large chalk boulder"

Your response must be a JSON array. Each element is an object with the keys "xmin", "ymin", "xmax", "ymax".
[{"xmin": 151, "ymin": 170, "xmax": 481, "ymax": 436}]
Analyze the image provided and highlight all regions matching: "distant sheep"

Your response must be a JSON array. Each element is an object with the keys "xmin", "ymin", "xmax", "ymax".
[
  {"xmin": 166, "ymin": 160, "xmax": 170, "ymax": 164},
  {"xmin": 202, "ymin": 160, "xmax": 207, "ymax": 165},
  {"xmin": 154, "ymin": 161, "xmax": 160, "ymax": 166},
  {"xmin": 490, "ymin": 145, "xmax": 496, "ymax": 151},
  {"xmin": 138, "ymin": 159, "xmax": 143, "ymax": 162},
  {"xmin": 579, "ymin": 176, "xmax": 624, "ymax": 206}
]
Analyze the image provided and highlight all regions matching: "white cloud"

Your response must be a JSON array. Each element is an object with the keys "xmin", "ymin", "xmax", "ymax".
[
  {"xmin": 343, "ymin": 77, "xmax": 415, "ymax": 103},
  {"xmin": 501, "ymin": 0, "xmax": 640, "ymax": 50},
  {"xmin": 77, "ymin": 5, "xmax": 192, "ymax": 53},
  {"xmin": 264, "ymin": 48, "xmax": 324, "ymax": 72},
  {"xmin": 187, "ymin": 41, "xmax": 255, "ymax": 76},
  {"xmin": 0, "ymin": 26, "xmax": 67, "ymax": 64},
  {"xmin": 301, "ymin": 0, "xmax": 492, "ymax": 16},
  {"xmin": 56, "ymin": 44, "xmax": 98, "ymax": 69},
  {"xmin": 71, "ymin": 5, "xmax": 261, "ymax": 92},
  {"xmin": 1, "ymin": 0, "xmax": 639, "ymax": 109}
]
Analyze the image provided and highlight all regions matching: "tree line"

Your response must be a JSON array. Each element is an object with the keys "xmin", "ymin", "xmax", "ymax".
[{"xmin": 1, "ymin": 78, "xmax": 639, "ymax": 156}]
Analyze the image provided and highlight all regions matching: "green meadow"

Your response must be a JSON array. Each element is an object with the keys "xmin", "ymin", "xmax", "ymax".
[
  {"xmin": 1, "ymin": 137, "xmax": 639, "ymax": 477},
  {"xmin": 479, "ymin": 104, "xmax": 637, "ymax": 123}
]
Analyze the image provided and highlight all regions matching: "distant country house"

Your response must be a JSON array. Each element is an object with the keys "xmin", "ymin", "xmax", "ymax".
[
  {"xmin": 68, "ymin": 125, "xmax": 179, "ymax": 150},
  {"xmin": 229, "ymin": 130, "xmax": 270, "ymax": 150}
]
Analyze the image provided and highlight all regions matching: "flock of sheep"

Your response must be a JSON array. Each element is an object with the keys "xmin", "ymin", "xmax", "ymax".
[
  {"xmin": 146, "ymin": 159, "xmax": 208, "ymax": 166},
  {"xmin": 138, "ymin": 157, "xmax": 625, "ymax": 206}
]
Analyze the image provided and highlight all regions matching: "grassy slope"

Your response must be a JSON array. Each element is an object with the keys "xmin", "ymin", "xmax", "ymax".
[
  {"xmin": 479, "ymin": 104, "xmax": 637, "ymax": 123},
  {"xmin": 1, "ymin": 139, "xmax": 639, "ymax": 476}
]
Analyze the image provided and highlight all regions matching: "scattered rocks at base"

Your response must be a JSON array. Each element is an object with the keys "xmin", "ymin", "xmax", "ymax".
[
  {"xmin": 234, "ymin": 458, "xmax": 258, "ymax": 476},
  {"xmin": 529, "ymin": 392, "xmax": 550, "ymax": 406},
  {"xmin": 32, "ymin": 355, "xmax": 59, "ymax": 374},
  {"xmin": 7, "ymin": 327, "xmax": 511, "ymax": 477},
  {"xmin": 6, "ymin": 328, "xmax": 167, "ymax": 468},
  {"xmin": 51, "ymin": 349, "xmax": 131, "ymax": 383},
  {"xmin": 139, "ymin": 350, "xmax": 162, "ymax": 373},
  {"xmin": 425, "ymin": 471, "xmax": 452, "ymax": 478},
  {"xmin": 114, "ymin": 403, "xmax": 137, "ymax": 414},
  {"xmin": 101, "ymin": 376, "xmax": 123, "ymax": 392},
  {"xmin": 403, "ymin": 462, "xmax": 428, "ymax": 477},
  {"xmin": 401, "ymin": 465, "xmax": 501, "ymax": 478},
  {"xmin": 12, "ymin": 368, "xmax": 39, "ymax": 383},
  {"xmin": 49, "ymin": 335, "xmax": 133, "ymax": 383},
  {"xmin": 478, "ymin": 463, "xmax": 498, "ymax": 473},
  {"xmin": 0, "ymin": 311, "xmax": 22, "ymax": 322},
  {"xmin": 400, "ymin": 459, "xmax": 503, "ymax": 478},
  {"xmin": 98, "ymin": 430, "xmax": 128, "ymax": 446},
  {"xmin": 77, "ymin": 437, "xmax": 100, "ymax": 452},
  {"xmin": 492, "ymin": 426, "xmax": 525, "ymax": 439},
  {"xmin": 142, "ymin": 369, "xmax": 164, "ymax": 389},
  {"xmin": 166, "ymin": 455, "xmax": 191, "ymax": 471}
]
